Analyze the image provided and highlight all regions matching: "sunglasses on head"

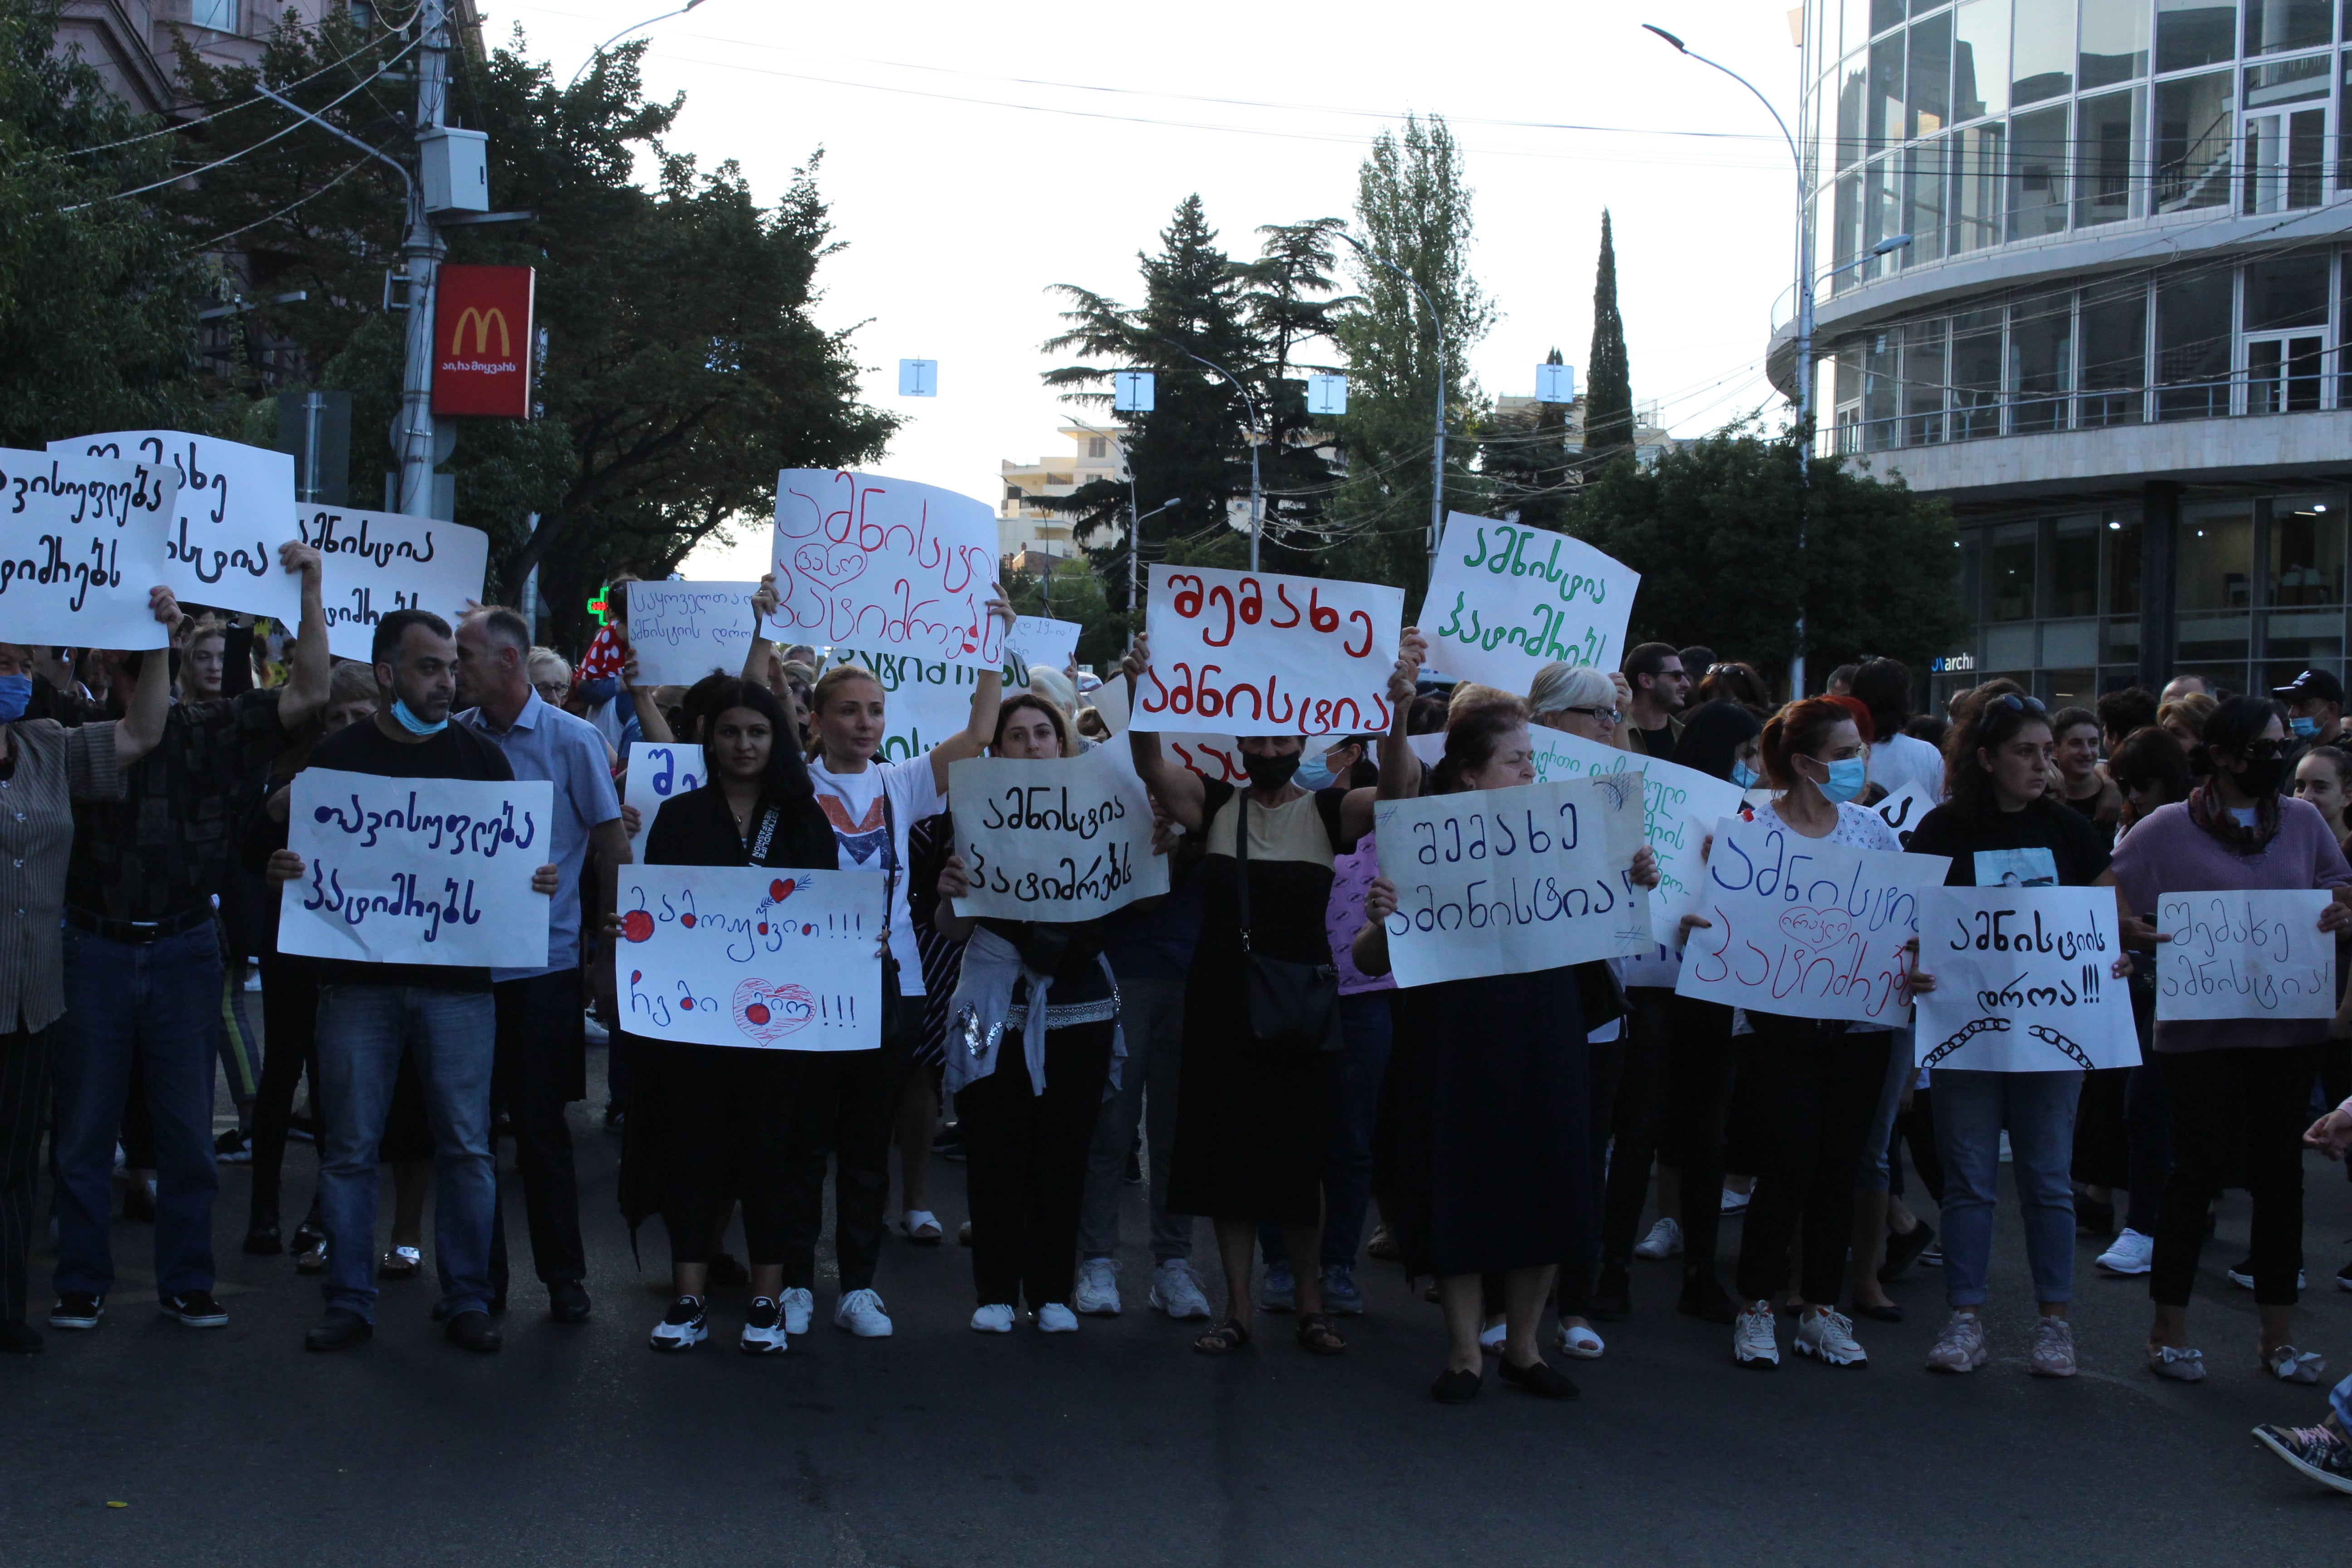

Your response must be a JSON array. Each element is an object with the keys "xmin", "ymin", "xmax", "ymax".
[{"xmin": 1989, "ymin": 694, "xmax": 2047, "ymax": 716}]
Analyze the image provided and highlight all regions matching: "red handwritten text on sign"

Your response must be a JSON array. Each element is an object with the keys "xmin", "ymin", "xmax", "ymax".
[{"xmin": 1136, "ymin": 564, "xmax": 1402, "ymax": 738}]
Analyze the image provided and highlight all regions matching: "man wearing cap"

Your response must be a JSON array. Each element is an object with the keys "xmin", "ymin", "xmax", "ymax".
[{"xmin": 2277, "ymin": 669, "xmax": 2347, "ymax": 748}]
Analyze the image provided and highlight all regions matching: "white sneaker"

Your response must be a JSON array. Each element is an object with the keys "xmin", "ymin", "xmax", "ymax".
[
  {"xmin": 1149, "ymin": 1259, "xmax": 1212, "ymax": 1320},
  {"xmin": 780, "ymin": 1286, "xmax": 814, "ymax": 1337},
  {"xmin": 1632, "ymin": 1217, "xmax": 1684, "ymax": 1260},
  {"xmin": 1925, "ymin": 1310, "xmax": 1987, "ymax": 1373},
  {"xmin": 648, "ymin": 1295, "xmax": 706, "ymax": 1351},
  {"xmin": 739, "ymin": 1297, "xmax": 788, "ymax": 1355},
  {"xmin": 1037, "ymin": 1302, "xmax": 1078, "ymax": 1333},
  {"xmin": 2226, "ymin": 1260, "xmax": 2308, "ymax": 1291},
  {"xmin": 970, "ymin": 1303, "xmax": 1015, "ymax": 1333},
  {"xmin": 1074, "ymin": 1258, "xmax": 1122, "ymax": 1316},
  {"xmin": 2096, "ymin": 1229, "xmax": 2154, "ymax": 1276},
  {"xmin": 1733, "ymin": 1300, "xmax": 1779, "ymax": 1367},
  {"xmin": 833, "ymin": 1287, "xmax": 893, "ymax": 1338},
  {"xmin": 1795, "ymin": 1306, "xmax": 1868, "ymax": 1367},
  {"xmin": 1720, "ymin": 1186, "xmax": 1751, "ymax": 1216}
]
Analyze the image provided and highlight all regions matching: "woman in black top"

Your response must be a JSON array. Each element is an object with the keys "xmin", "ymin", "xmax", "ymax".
[
  {"xmin": 925, "ymin": 695, "xmax": 1121, "ymax": 1333},
  {"xmin": 622, "ymin": 679, "xmax": 838, "ymax": 1355}
]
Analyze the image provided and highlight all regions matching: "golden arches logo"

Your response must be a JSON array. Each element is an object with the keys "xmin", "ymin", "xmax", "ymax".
[{"xmin": 447, "ymin": 306, "xmax": 512, "ymax": 358}]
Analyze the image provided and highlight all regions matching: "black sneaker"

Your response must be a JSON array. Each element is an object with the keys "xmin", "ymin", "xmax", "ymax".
[
  {"xmin": 1879, "ymin": 1219, "xmax": 1936, "ymax": 1284},
  {"xmin": 161, "ymin": 1290, "xmax": 228, "ymax": 1328},
  {"xmin": 649, "ymin": 1295, "xmax": 708, "ymax": 1351},
  {"xmin": 2255, "ymin": 1422, "xmax": 2352, "ymax": 1494},
  {"xmin": 214, "ymin": 1127, "xmax": 252, "ymax": 1163},
  {"xmin": 2226, "ymin": 1258, "xmax": 2308, "ymax": 1291},
  {"xmin": 48, "ymin": 1292, "xmax": 104, "ymax": 1330},
  {"xmin": 740, "ymin": 1297, "xmax": 788, "ymax": 1355}
]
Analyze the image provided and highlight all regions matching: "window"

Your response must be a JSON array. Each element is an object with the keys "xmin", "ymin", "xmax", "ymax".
[
  {"xmin": 1845, "ymin": 0, "xmax": 1877, "ymax": 53},
  {"xmin": 2009, "ymin": 103, "xmax": 2073, "ymax": 239},
  {"xmin": 2246, "ymin": 253, "xmax": 2331, "ymax": 328},
  {"xmin": 1838, "ymin": 53, "xmax": 1868, "ymax": 167},
  {"xmin": 1832, "ymin": 169, "xmax": 1864, "ymax": 292},
  {"xmin": 2051, "ymin": 515, "xmax": 2102, "ymax": 616},
  {"xmin": 1905, "ymin": 318, "xmax": 1949, "ymax": 443},
  {"xmin": 1087, "ymin": 436, "xmax": 1108, "ymax": 458},
  {"xmin": 189, "ymin": 0, "xmax": 239, "ymax": 27},
  {"xmin": 2013, "ymin": 0, "xmax": 2078, "ymax": 105},
  {"xmin": 1989, "ymin": 523, "xmax": 2038, "ymax": 619},
  {"xmin": 2158, "ymin": 0, "xmax": 2240, "ymax": 70},
  {"xmin": 1952, "ymin": 120, "xmax": 2006, "ymax": 249},
  {"xmin": 2156, "ymin": 70, "xmax": 2238, "ymax": 210},
  {"xmin": 2080, "ymin": 0, "xmax": 2153, "ymax": 86},
  {"xmin": 2107, "ymin": 510, "xmax": 2145, "ymax": 615},
  {"xmin": 2010, "ymin": 291, "xmax": 2075, "ymax": 432},
  {"xmin": 2076, "ymin": 87, "xmax": 2145, "ymax": 224},
  {"xmin": 2156, "ymin": 270, "xmax": 2236, "ymax": 418},
  {"xmin": 1872, "ymin": 0, "xmax": 1907, "ymax": 34},
  {"xmin": 1909, "ymin": 12, "xmax": 1953, "ymax": 135},
  {"xmin": 2242, "ymin": 55, "xmax": 2329, "ymax": 210},
  {"xmin": 2080, "ymin": 276, "xmax": 2149, "ymax": 424},
  {"xmin": 2244, "ymin": 0, "xmax": 2333, "ymax": 54},
  {"xmin": 1865, "ymin": 157, "xmax": 1905, "ymax": 277},
  {"xmin": 2176, "ymin": 501, "xmax": 2255, "ymax": 615},
  {"xmin": 1954, "ymin": 0, "xmax": 2010, "ymax": 118},
  {"xmin": 1952, "ymin": 306, "xmax": 2007, "ymax": 436},
  {"xmin": 1865, "ymin": 327, "xmax": 1902, "ymax": 448},
  {"xmin": 1906, "ymin": 135, "xmax": 1951, "ymax": 263},
  {"xmin": 1870, "ymin": 33, "xmax": 1907, "ymax": 154},
  {"xmin": 2269, "ymin": 495, "xmax": 2345, "ymax": 604}
]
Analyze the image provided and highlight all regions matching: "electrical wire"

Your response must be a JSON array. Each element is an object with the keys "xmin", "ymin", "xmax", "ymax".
[
  {"xmin": 63, "ymin": 28, "xmax": 419, "ymax": 157},
  {"xmin": 181, "ymin": 152, "xmax": 374, "ymax": 252}
]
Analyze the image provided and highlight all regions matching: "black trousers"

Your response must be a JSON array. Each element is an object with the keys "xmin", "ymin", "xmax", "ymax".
[
  {"xmin": 2151, "ymin": 1044, "xmax": 2320, "ymax": 1308},
  {"xmin": 651, "ymin": 1042, "xmax": 794, "ymax": 1266},
  {"xmin": 1555, "ymin": 1019, "xmax": 1626, "ymax": 1315},
  {"xmin": 957, "ymin": 1020, "xmax": 1116, "ymax": 1310},
  {"xmin": 779, "ymin": 1004, "xmax": 919, "ymax": 1294},
  {"xmin": 1598, "ymin": 988, "xmax": 1677, "ymax": 1269},
  {"xmin": 251, "ymin": 952, "xmax": 319, "ymax": 1226},
  {"xmin": 0, "ymin": 1026, "xmax": 53, "ymax": 1326},
  {"xmin": 1732, "ymin": 1021, "xmax": 1889, "ymax": 1306},
  {"xmin": 490, "ymin": 969, "xmax": 588, "ymax": 1291},
  {"xmin": 1664, "ymin": 995, "xmax": 1738, "ymax": 1279}
]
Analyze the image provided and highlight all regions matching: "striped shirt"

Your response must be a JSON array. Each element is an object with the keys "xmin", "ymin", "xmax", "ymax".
[{"xmin": 0, "ymin": 720, "xmax": 124, "ymax": 1033}]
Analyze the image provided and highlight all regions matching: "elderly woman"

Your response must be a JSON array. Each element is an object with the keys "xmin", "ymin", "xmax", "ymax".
[{"xmin": 0, "ymin": 596, "xmax": 178, "ymax": 1351}]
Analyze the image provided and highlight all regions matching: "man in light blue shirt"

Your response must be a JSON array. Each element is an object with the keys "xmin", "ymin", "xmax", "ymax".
[{"xmin": 455, "ymin": 606, "xmax": 627, "ymax": 1323}]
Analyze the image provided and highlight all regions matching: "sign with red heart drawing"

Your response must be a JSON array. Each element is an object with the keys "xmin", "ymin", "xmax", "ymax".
[
  {"xmin": 768, "ymin": 470, "xmax": 1006, "ymax": 671},
  {"xmin": 615, "ymin": 864, "xmax": 885, "ymax": 1051}
]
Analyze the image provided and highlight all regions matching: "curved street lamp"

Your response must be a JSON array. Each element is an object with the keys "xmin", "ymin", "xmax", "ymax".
[{"xmin": 568, "ymin": 0, "xmax": 708, "ymax": 89}]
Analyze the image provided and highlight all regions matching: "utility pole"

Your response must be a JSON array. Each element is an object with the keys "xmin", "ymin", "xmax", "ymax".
[{"xmin": 394, "ymin": 0, "xmax": 451, "ymax": 517}]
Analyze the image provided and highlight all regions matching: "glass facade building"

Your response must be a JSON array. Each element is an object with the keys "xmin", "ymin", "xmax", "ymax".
[{"xmin": 1777, "ymin": 0, "xmax": 2352, "ymax": 707}]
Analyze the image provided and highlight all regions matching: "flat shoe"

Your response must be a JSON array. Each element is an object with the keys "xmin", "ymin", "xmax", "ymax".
[
  {"xmin": 380, "ymin": 1246, "xmax": 421, "ymax": 1279},
  {"xmin": 2268, "ymin": 1345, "xmax": 2328, "ymax": 1385},
  {"xmin": 1556, "ymin": 1323, "xmax": 1605, "ymax": 1360},
  {"xmin": 1431, "ymin": 1367, "xmax": 1482, "ymax": 1404},
  {"xmin": 1497, "ymin": 1357, "xmax": 1581, "ymax": 1400},
  {"xmin": 1853, "ymin": 1301, "xmax": 1906, "ymax": 1323}
]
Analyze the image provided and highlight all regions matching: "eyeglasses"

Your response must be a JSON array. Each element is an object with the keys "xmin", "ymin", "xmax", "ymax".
[
  {"xmin": 1562, "ymin": 706, "xmax": 1623, "ymax": 725},
  {"xmin": 533, "ymin": 681, "xmax": 568, "ymax": 699},
  {"xmin": 1989, "ymin": 694, "xmax": 2047, "ymax": 715}
]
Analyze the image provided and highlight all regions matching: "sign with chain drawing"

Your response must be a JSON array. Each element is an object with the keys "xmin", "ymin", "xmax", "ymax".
[
  {"xmin": 1371, "ymin": 772, "xmax": 1654, "ymax": 988},
  {"xmin": 947, "ymin": 744, "xmax": 1168, "ymax": 922},
  {"xmin": 1416, "ymin": 512, "xmax": 1639, "ymax": 694},
  {"xmin": 1675, "ymin": 816, "xmax": 1951, "ymax": 1024},
  {"xmin": 1911, "ymin": 886, "xmax": 2139, "ymax": 1069},
  {"xmin": 615, "ymin": 864, "xmax": 885, "ymax": 1051},
  {"xmin": 0, "ymin": 450, "xmax": 179, "ymax": 649},
  {"xmin": 52, "ymin": 431, "xmax": 303, "ymax": 621},
  {"xmin": 2156, "ymin": 889, "xmax": 2336, "ymax": 1022},
  {"xmin": 769, "ymin": 470, "xmax": 1006, "ymax": 671}
]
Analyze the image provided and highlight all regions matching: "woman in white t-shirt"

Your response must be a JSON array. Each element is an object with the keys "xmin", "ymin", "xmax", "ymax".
[
  {"xmin": 1852, "ymin": 657, "xmax": 1945, "ymax": 803},
  {"xmin": 753, "ymin": 593, "xmax": 1012, "ymax": 1340}
]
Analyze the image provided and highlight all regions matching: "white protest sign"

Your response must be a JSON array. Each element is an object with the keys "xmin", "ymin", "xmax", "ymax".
[
  {"xmin": 1005, "ymin": 615, "xmax": 1081, "ymax": 679},
  {"xmin": 0, "ymin": 450, "xmax": 178, "ymax": 650},
  {"xmin": 1371, "ymin": 772, "xmax": 1653, "ymax": 988},
  {"xmin": 1417, "ymin": 512, "xmax": 1639, "ymax": 695},
  {"xmin": 947, "ymin": 745, "xmax": 1169, "ymax": 921},
  {"xmin": 1675, "ymin": 815, "xmax": 1951, "ymax": 1024},
  {"xmin": 296, "ymin": 506, "xmax": 489, "ymax": 662},
  {"xmin": 278, "ymin": 769, "xmax": 555, "ymax": 967},
  {"xmin": 1136, "ymin": 564, "xmax": 1402, "ymax": 738},
  {"xmin": 53, "ymin": 431, "xmax": 301, "ymax": 621},
  {"xmin": 1870, "ymin": 779, "xmax": 1935, "ymax": 851},
  {"xmin": 617, "ymin": 864, "xmax": 884, "ymax": 1051},
  {"xmin": 819, "ymin": 645, "xmax": 984, "ymax": 761},
  {"xmin": 1913, "ymin": 887, "xmax": 2139, "ymax": 1069},
  {"xmin": 622, "ymin": 740, "xmax": 707, "ymax": 843},
  {"xmin": 628, "ymin": 579, "xmax": 760, "ymax": 686},
  {"xmin": 770, "ymin": 470, "xmax": 1005, "ymax": 671},
  {"xmin": 1095, "ymin": 676, "xmax": 1246, "ymax": 784},
  {"xmin": 2156, "ymin": 889, "xmax": 2337, "ymax": 1022}
]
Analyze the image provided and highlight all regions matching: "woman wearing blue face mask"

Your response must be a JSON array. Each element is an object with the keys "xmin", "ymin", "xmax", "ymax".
[{"xmin": 1722, "ymin": 698, "xmax": 1905, "ymax": 1371}]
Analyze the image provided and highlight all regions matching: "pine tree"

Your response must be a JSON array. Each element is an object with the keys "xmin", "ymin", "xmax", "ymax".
[
  {"xmin": 1584, "ymin": 211, "xmax": 1634, "ymax": 463},
  {"xmin": 1240, "ymin": 218, "xmax": 1350, "ymax": 555}
]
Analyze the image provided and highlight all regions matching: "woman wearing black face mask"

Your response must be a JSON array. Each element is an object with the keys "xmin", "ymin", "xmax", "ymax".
[{"xmin": 1121, "ymin": 632, "xmax": 1409, "ymax": 1357}]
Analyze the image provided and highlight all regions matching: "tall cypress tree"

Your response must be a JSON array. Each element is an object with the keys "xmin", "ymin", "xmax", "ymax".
[{"xmin": 1584, "ymin": 211, "xmax": 1633, "ymax": 462}]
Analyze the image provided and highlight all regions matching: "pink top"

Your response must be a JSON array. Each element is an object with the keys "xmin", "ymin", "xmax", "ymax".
[{"xmin": 1325, "ymin": 836, "xmax": 1394, "ymax": 996}]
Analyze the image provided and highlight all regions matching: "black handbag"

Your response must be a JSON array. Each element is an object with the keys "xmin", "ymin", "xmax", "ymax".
[{"xmin": 1232, "ymin": 789, "xmax": 1343, "ymax": 1054}]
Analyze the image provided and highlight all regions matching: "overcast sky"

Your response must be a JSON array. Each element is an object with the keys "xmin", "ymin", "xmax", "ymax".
[{"xmin": 494, "ymin": 0, "xmax": 1807, "ymax": 580}]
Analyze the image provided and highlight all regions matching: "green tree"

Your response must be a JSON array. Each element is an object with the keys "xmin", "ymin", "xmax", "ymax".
[
  {"xmin": 1239, "ymin": 217, "xmax": 1352, "ymax": 553},
  {"xmin": 171, "ymin": 18, "xmax": 896, "ymax": 649},
  {"xmin": 1583, "ymin": 211, "xmax": 1633, "ymax": 463},
  {"xmin": 1571, "ymin": 426, "xmax": 1965, "ymax": 685},
  {"xmin": 1478, "ymin": 346, "xmax": 1574, "ymax": 529},
  {"xmin": 1324, "ymin": 114, "xmax": 1496, "ymax": 602},
  {"xmin": 0, "ymin": 0, "xmax": 211, "ymax": 448}
]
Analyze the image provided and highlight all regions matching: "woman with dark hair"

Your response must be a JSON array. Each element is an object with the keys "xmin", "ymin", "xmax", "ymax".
[
  {"xmin": 1851, "ymin": 658, "xmax": 1943, "ymax": 802},
  {"xmin": 2110, "ymin": 696, "xmax": 2352, "ymax": 1384},
  {"xmin": 1697, "ymin": 662, "xmax": 1774, "ymax": 717},
  {"xmin": 1671, "ymin": 699, "xmax": 1764, "ymax": 786},
  {"xmin": 2110, "ymin": 725, "xmax": 2195, "ymax": 834},
  {"xmin": 1359, "ymin": 698, "xmax": 1659, "ymax": 1401},
  {"xmin": 624, "ymin": 678, "xmax": 839, "ymax": 1354},
  {"xmin": 924, "ymin": 693, "xmax": 1122, "ymax": 1334},
  {"xmin": 1903, "ymin": 694, "xmax": 2137, "ymax": 1379}
]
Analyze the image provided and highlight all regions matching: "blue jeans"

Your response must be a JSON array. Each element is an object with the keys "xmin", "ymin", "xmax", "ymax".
[
  {"xmin": 53, "ymin": 924, "xmax": 225, "ymax": 1300},
  {"xmin": 1262, "ymin": 990, "xmax": 1393, "ymax": 1272},
  {"xmin": 1930, "ymin": 1068, "xmax": 2084, "ymax": 1308},
  {"xmin": 315, "ymin": 985, "xmax": 498, "ymax": 1322},
  {"xmin": 1857, "ymin": 1029, "xmax": 1914, "ymax": 1194}
]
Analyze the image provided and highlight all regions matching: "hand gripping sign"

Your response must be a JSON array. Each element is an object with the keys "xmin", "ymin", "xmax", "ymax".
[
  {"xmin": 627, "ymin": 579, "xmax": 763, "ymax": 686},
  {"xmin": 0, "ymin": 450, "xmax": 179, "ymax": 649},
  {"xmin": 769, "ymin": 470, "xmax": 1006, "ymax": 671},
  {"xmin": 1417, "ymin": 512, "xmax": 1639, "ymax": 695},
  {"xmin": 52, "ymin": 431, "xmax": 302, "ymax": 622},
  {"xmin": 1134, "ymin": 564, "xmax": 1402, "ymax": 738},
  {"xmin": 2156, "ymin": 889, "xmax": 2337, "ymax": 1022},
  {"xmin": 947, "ymin": 745, "xmax": 1170, "ymax": 922},
  {"xmin": 615, "ymin": 864, "xmax": 885, "ymax": 1051},
  {"xmin": 1913, "ymin": 886, "xmax": 2140, "ymax": 1070}
]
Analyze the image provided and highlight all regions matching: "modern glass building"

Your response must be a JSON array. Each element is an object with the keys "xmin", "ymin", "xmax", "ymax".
[{"xmin": 1772, "ymin": 0, "xmax": 2352, "ymax": 709}]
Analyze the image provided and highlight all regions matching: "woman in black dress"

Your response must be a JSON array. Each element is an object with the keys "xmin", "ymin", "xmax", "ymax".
[
  {"xmin": 1357, "ymin": 702, "xmax": 1659, "ymax": 1403},
  {"xmin": 1123, "ymin": 633, "xmax": 1407, "ymax": 1356},
  {"xmin": 620, "ymin": 679, "xmax": 839, "ymax": 1354}
]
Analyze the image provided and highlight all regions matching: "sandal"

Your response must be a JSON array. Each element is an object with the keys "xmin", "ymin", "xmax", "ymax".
[
  {"xmin": 1295, "ymin": 1311, "xmax": 1347, "ymax": 1356},
  {"xmin": 380, "ymin": 1245, "xmax": 422, "ymax": 1280},
  {"xmin": 1192, "ymin": 1318, "xmax": 1252, "ymax": 1355},
  {"xmin": 900, "ymin": 1210, "xmax": 944, "ymax": 1245},
  {"xmin": 2146, "ymin": 1343, "xmax": 2206, "ymax": 1382},
  {"xmin": 2267, "ymin": 1345, "xmax": 2328, "ymax": 1385}
]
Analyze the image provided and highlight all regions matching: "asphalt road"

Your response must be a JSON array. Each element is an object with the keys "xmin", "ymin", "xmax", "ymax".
[{"xmin": 12, "ymin": 1034, "xmax": 2352, "ymax": 1567}]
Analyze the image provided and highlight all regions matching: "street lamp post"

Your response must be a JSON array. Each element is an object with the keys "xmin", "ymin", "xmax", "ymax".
[
  {"xmin": 1126, "ymin": 496, "xmax": 1182, "ymax": 645},
  {"xmin": 568, "ymin": 0, "xmax": 707, "ymax": 88},
  {"xmin": 1338, "ymin": 232, "xmax": 1446, "ymax": 575},
  {"xmin": 1161, "ymin": 342, "xmax": 1264, "ymax": 572}
]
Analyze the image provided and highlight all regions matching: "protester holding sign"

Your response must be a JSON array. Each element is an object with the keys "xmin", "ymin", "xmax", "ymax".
[
  {"xmin": 2109, "ymin": 696, "xmax": 2352, "ymax": 1386},
  {"xmin": 1902, "ymin": 693, "xmax": 2138, "ymax": 1380},
  {"xmin": 622, "ymin": 678, "xmax": 838, "ymax": 1355},
  {"xmin": 266, "ymin": 608, "xmax": 562, "ymax": 1356},
  {"xmin": 1358, "ymin": 699, "xmax": 1660, "ymax": 1404},
  {"xmin": 923, "ymin": 695, "xmax": 1125, "ymax": 1335}
]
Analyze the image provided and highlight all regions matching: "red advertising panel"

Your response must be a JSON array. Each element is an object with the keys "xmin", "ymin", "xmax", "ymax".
[{"xmin": 431, "ymin": 265, "xmax": 534, "ymax": 418}]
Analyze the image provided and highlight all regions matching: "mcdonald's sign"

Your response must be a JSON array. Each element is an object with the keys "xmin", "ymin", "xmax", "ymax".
[{"xmin": 431, "ymin": 265, "xmax": 535, "ymax": 419}]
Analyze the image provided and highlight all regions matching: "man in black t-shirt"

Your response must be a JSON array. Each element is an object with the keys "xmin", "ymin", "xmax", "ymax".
[{"xmin": 267, "ymin": 610, "xmax": 560, "ymax": 1356}]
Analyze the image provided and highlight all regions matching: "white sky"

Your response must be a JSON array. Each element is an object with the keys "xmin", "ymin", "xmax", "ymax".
[{"xmin": 490, "ymin": 0, "xmax": 1808, "ymax": 580}]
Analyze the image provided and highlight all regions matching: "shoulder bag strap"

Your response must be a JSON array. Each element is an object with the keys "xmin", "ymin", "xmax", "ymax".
[
  {"xmin": 1233, "ymin": 789, "xmax": 1252, "ymax": 954},
  {"xmin": 880, "ymin": 786, "xmax": 899, "ymax": 945},
  {"xmin": 749, "ymin": 804, "xmax": 781, "ymax": 864}
]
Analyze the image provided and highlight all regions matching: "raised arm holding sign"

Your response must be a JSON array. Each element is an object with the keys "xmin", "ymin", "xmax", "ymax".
[
  {"xmin": 1416, "ymin": 511, "xmax": 1638, "ymax": 695},
  {"xmin": 768, "ymin": 470, "xmax": 1006, "ymax": 671}
]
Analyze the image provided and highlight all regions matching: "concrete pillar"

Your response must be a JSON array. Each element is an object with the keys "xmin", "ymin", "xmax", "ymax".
[{"xmin": 2139, "ymin": 480, "xmax": 2180, "ymax": 691}]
